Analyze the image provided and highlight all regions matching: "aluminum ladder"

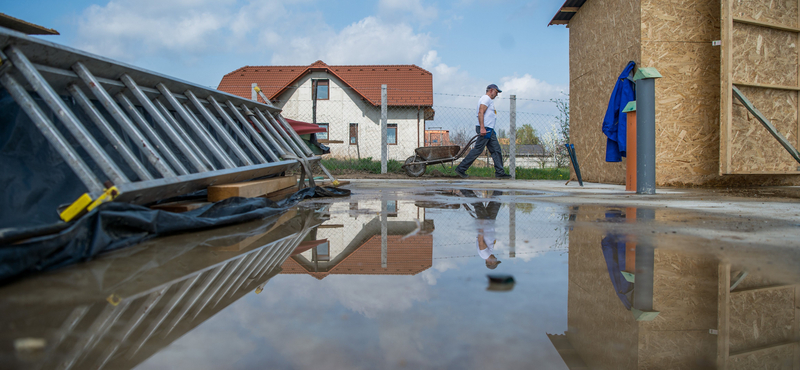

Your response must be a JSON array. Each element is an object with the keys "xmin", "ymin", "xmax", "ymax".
[{"xmin": 0, "ymin": 26, "xmax": 333, "ymax": 212}]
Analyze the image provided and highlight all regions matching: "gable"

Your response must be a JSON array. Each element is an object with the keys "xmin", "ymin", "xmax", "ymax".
[{"xmin": 218, "ymin": 60, "xmax": 433, "ymax": 107}]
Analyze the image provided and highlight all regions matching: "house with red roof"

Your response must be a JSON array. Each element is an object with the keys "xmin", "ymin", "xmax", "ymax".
[{"xmin": 217, "ymin": 60, "xmax": 434, "ymax": 161}]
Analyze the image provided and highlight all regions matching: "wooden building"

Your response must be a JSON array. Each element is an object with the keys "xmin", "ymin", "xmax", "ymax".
[{"xmin": 551, "ymin": 0, "xmax": 800, "ymax": 186}]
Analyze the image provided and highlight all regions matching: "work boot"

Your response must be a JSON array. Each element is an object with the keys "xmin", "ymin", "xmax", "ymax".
[
  {"xmin": 496, "ymin": 174, "xmax": 512, "ymax": 179},
  {"xmin": 456, "ymin": 169, "xmax": 469, "ymax": 178}
]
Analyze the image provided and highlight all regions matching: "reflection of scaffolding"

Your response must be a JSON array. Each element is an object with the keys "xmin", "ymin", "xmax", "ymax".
[
  {"xmin": 0, "ymin": 26, "xmax": 321, "ymax": 208},
  {"xmin": 2, "ymin": 209, "xmax": 322, "ymax": 370}
]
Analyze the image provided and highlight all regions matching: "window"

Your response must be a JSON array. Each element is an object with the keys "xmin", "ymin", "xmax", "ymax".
[
  {"xmin": 386, "ymin": 200, "xmax": 398, "ymax": 217},
  {"xmin": 387, "ymin": 124, "xmax": 397, "ymax": 145},
  {"xmin": 317, "ymin": 123, "xmax": 329, "ymax": 140},
  {"xmin": 314, "ymin": 79, "xmax": 329, "ymax": 100},
  {"xmin": 314, "ymin": 241, "xmax": 330, "ymax": 262},
  {"xmin": 349, "ymin": 123, "xmax": 358, "ymax": 145}
]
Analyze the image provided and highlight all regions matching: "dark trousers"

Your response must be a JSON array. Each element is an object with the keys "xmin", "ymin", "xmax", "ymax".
[{"xmin": 456, "ymin": 127, "xmax": 506, "ymax": 176}]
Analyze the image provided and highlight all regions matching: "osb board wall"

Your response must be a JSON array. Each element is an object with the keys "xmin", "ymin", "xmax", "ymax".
[
  {"xmin": 639, "ymin": 0, "xmax": 725, "ymax": 186},
  {"xmin": 729, "ymin": 344, "xmax": 795, "ymax": 370},
  {"xmin": 728, "ymin": 287, "xmax": 795, "ymax": 352},
  {"xmin": 730, "ymin": 87, "xmax": 800, "ymax": 172},
  {"xmin": 568, "ymin": 0, "xmax": 640, "ymax": 185},
  {"xmin": 721, "ymin": 0, "xmax": 800, "ymax": 177},
  {"xmin": 566, "ymin": 208, "xmax": 638, "ymax": 370},
  {"xmin": 637, "ymin": 250, "xmax": 718, "ymax": 369}
]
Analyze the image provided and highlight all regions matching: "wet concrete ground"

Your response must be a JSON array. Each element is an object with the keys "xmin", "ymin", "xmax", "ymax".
[{"xmin": 1, "ymin": 180, "xmax": 800, "ymax": 369}]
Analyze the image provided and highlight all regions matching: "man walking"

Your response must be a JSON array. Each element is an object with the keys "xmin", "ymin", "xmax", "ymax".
[{"xmin": 455, "ymin": 84, "xmax": 512, "ymax": 179}]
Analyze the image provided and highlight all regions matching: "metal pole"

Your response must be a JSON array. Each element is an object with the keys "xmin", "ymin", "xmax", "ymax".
[
  {"xmin": 182, "ymin": 102, "xmax": 238, "ymax": 168},
  {"xmin": 120, "ymin": 74, "xmax": 210, "ymax": 173},
  {"xmin": 185, "ymin": 90, "xmax": 253, "ymax": 166},
  {"xmin": 230, "ymin": 101, "xmax": 280, "ymax": 162},
  {"xmin": 70, "ymin": 62, "xmax": 174, "ymax": 178},
  {"xmin": 0, "ymin": 74, "xmax": 103, "ymax": 193},
  {"xmin": 381, "ymin": 84, "xmax": 388, "ymax": 174},
  {"xmin": 254, "ymin": 109, "xmax": 295, "ymax": 156},
  {"xmin": 251, "ymin": 82, "xmax": 258, "ymax": 101},
  {"xmin": 509, "ymin": 196, "xmax": 516, "ymax": 258},
  {"xmin": 634, "ymin": 67, "xmax": 661, "ymax": 195},
  {"xmin": 633, "ymin": 208, "xmax": 655, "ymax": 311},
  {"xmin": 510, "ymin": 94, "xmax": 517, "ymax": 179},
  {"xmin": 381, "ymin": 198, "xmax": 388, "ymax": 268},
  {"xmin": 116, "ymin": 93, "xmax": 190, "ymax": 176},
  {"xmin": 5, "ymin": 46, "xmax": 128, "ymax": 185},
  {"xmin": 67, "ymin": 84, "xmax": 152, "ymax": 181}
]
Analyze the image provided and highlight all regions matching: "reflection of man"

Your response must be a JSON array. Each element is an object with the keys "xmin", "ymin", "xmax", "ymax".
[{"xmin": 462, "ymin": 190, "xmax": 503, "ymax": 269}]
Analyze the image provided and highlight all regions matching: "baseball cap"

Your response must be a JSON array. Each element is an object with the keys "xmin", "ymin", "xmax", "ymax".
[{"xmin": 487, "ymin": 84, "xmax": 502, "ymax": 93}]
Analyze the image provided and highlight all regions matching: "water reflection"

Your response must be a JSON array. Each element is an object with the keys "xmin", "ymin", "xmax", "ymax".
[
  {"xmin": 0, "ymin": 207, "xmax": 325, "ymax": 370},
  {"xmin": 549, "ymin": 205, "xmax": 800, "ymax": 370},
  {"xmin": 3, "ymin": 187, "xmax": 799, "ymax": 369}
]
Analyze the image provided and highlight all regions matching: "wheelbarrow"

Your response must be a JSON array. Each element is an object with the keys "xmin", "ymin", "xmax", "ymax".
[{"xmin": 401, "ymin": 135, "xmax": 479, "ymax": 177}]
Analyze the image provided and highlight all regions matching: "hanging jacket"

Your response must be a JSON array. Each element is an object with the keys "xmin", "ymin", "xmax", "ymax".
[{"xmin": 603, "ymin": 61, "xmax": 636, "ymax": 162}]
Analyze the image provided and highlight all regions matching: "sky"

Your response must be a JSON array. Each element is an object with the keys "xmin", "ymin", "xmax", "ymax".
[{"xmin": 4, "ymin": 0, "xmax": 569, "ymax": 114}]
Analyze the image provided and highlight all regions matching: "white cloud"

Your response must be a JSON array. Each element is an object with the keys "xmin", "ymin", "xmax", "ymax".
[
  {"xmin": 75, "ymin": 0, "xmax": 236, "ymax": 60},
  {"xmin": 271, "ymin": 16, "xmax": 433, "ymax": 65}
]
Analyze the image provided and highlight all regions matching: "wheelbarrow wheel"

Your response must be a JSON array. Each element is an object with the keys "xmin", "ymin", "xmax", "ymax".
[{"xmin": 404, "ymin": 156, "xmax": 426, "ymax": 177}]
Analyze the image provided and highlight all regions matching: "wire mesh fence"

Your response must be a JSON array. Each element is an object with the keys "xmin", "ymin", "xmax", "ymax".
[{"xmin": 269, "ymin": 85, "xmax": 569, "ymax": 175}]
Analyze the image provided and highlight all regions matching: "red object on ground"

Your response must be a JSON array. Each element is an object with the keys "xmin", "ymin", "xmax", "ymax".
[{"xmin": 284, "ymin": 118, "xmax": 326, "ymax": 135}]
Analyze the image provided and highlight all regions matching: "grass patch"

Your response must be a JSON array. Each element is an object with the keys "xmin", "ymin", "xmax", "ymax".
[{"xmin": 321, "ymin": 157, "xmax": 569, "ymax": 180}]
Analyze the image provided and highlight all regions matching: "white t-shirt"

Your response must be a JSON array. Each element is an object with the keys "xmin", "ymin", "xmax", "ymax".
[
  {"xmin": 476, "ymin": 94, "xmax": 497, "ymax": 130},
  {"xmin": 476, "ymin": 228, "xmax": 496, "ymax": 259}
]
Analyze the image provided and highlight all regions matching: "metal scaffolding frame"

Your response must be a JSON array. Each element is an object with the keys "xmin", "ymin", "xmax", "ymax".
[{"xmin": 0, "ymin": 26, "xmax": 327, "ymax": 207}]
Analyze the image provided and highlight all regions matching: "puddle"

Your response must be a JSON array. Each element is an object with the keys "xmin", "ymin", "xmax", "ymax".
[{"xmin": 1, "ymin": 185, "xmax": 799, "ymax": 369}]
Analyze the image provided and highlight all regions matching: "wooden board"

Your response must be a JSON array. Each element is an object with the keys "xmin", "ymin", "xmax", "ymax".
[
  {"xmin": 721, "ymin": 0, "xmax": 800, "ymax": 175},
  {"xmin": 149, "ymin": 200, "xmax": 210, "ymax": 213},
  {"xmin": 208, "ymin": 176, "xmax": 297, "ymax": 202}
]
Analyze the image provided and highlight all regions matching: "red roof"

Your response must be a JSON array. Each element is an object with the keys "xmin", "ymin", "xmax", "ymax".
[
  {"xmin": 285, "ymin": 118, "xmax": 326, "ymax": 135},
  {"xmin": 217, "ymin": 60, "xmax": 433, "ymax": 107}
]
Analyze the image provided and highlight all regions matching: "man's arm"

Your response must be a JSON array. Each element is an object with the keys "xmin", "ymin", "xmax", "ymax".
[{"xmin": 478, "ymin": 104, "xmax": 488, "ymax": 135}]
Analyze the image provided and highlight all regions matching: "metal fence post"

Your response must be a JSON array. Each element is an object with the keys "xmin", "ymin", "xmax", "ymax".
[
  {"xmin": 251, "ymin": 83, "xmax": 258, "ymax": 101},
  {"xmin": 510, "ymin": 95, "xmax": 517, "ymax": 179},
  {"xmin": 633, "ymin": 67, "xmax": 662, "ymax": 195},
  {"xmin": 381, "ymin": 84, "xmax": 388, "ymax": 174}
]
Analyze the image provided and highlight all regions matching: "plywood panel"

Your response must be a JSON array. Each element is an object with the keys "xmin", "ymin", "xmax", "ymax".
[
  {"xmin": 732, "ymin": 24, "xmax": 798, "ymax": 87},
  {"xmin": 721, "ymin": 0, "xmax": 800, "ymax": 176},
  {"xmin": 638, "ymin": 330, "xmax": 717, "ymax": 369},
  {"xmin": 729, "ymin": 343, "xmax": 795, "ymax": 370},
  {"xmin": 730, "ymin": 86, "xmax": 799, "ymax": 172},
  {"xmin": 732, "ymin": 0, "xmax": 799, "ymax": 28},
  {"xmin": 729, "ymin": 287, "xmax": 795, "ymax": 353},
  {"xmin": 568, "ymin": 0, "xmax": 640, "ymax": 185},
  {"xmin": 566, "ymin": 216, "xmax": 638, "ymax": 370}
]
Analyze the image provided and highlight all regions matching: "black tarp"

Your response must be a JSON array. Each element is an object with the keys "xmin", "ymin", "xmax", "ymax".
[{"xmin": 0, "ymin": 186, "xmax": 350, "ymax": 285}]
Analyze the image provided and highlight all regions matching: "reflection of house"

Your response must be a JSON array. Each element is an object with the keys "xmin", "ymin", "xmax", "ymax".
[
  {"xmin": 281, "ymin": 200, "xmax": 433, "ymax": 278},
  {"xmin": 550, "ymin": 206, "xmax": 800, "ymax": 369},
  {"xmin": 217, "ymin": 60, "xmax": 434, "ymax": 161}
]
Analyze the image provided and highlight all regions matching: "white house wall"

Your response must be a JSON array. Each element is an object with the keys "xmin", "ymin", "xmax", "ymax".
[
  {"xmin": 302, "ymin": 200, "xmax": 425, "ymax": 262},
  {"xmin": 274, "ymin": 72, "xmax": 425, "ymax": 161}
]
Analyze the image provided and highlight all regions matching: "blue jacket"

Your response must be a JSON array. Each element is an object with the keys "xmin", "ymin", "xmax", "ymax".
[{"xmin": 603, "ymin": 61, "xmax": 636, "ymax": 162}]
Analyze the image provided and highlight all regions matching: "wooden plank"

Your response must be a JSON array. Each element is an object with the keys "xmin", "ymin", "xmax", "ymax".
[
  {"xmin": 734, "ymin": 81, "xmax": 800, "ymax": 91},
  {"xmin": 208, "ymin": 176, "xmax": 297, "ymax": 202},
  {"xmin": 731, "ymin": 284, "xmax": 793, "ymax": 295},
  {"xmin": 721, "ymin": 0, "xmax": 734, "ymax": 175},
  {"xmin": 729, "ymin": 341, "xmax": 796, "ymax": 358},
  {"xmin": 561, "ymin": 7, "xmax": 580, "ymax": 12},
  {"xmin": 734, "ymin": 16, "xmax": 800, "ymax": 33},
  {"xmin": 318, "ymin": 224, "xmax": 344, "ymax": 229},
  {"xmin": 264, "ymin": 185, "xmax": 298, "ymax": 202},
  {"xmin": 718, "ymin": 262, "xmax": 731, "ymax": 369},
  {"xmin": 212, "ymin": 208, "xmax": 297, "ymax": 251},
  {"xmin": 149, "ymin": 200, "xmax": 210, "ymax": 213}
]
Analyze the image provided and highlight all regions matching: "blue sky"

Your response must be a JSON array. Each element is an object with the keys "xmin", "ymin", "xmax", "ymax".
[{"xmin": 4, "ymin": 0, "xmax": 569, "ymax": 112}]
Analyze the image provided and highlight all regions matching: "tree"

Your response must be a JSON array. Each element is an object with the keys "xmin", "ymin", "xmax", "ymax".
[
  {"xmin": 450, "ymin": 127, "xmax": 471, "ymax": 147},
  {"xmin": 551, "ymin": 94, "xmax": 570, "ymax": 144},
  {"xmin": 516, "ymin": 124, "xmax": 541, "ymax": 145}
]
